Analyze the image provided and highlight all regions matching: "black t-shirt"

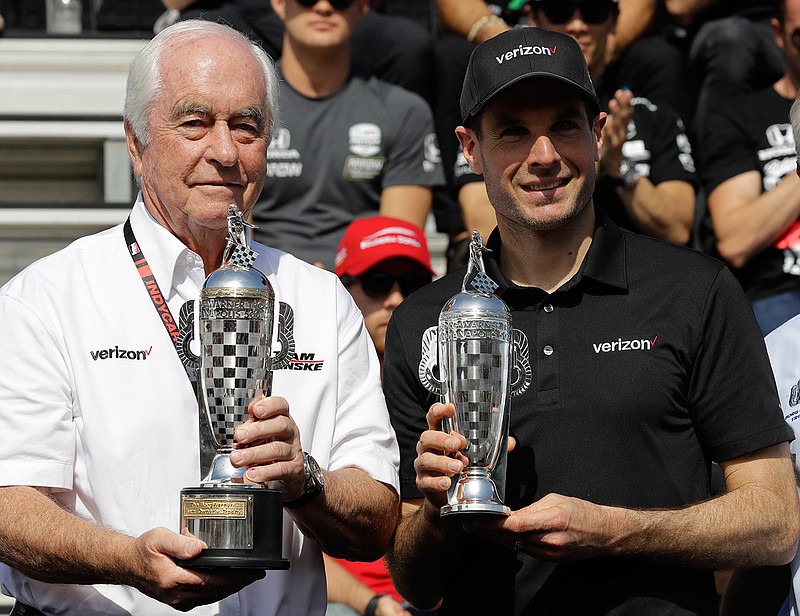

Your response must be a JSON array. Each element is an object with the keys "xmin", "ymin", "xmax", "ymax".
[
  {"xmin": 384, "ymin": 214, "xmax": 791, "ymax": 615},
  {"xmin": 700, "ymin": 86, "xmax": 800, "ymax": 301}
]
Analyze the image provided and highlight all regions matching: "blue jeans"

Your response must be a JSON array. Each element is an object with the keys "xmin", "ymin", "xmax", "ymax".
[{"xmin": 752, "ymin": 291, "xmax": 800, "ymax": 336}]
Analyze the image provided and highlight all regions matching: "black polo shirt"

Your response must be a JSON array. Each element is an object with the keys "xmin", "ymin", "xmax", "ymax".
[{"xmin": 383, "ymin": 212, "xmax": 792, "ymax": 615}]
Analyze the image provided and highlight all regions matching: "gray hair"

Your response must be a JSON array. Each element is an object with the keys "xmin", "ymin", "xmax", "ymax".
[
  {"xmin": 124, "ymin": 20, "xmax": 280, "ymax": 147},
  {"xmin": 792, "ymin": 93, "xmax": 800, "ymax": 160}
]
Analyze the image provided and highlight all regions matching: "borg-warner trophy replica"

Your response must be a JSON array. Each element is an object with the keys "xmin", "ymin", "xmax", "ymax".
[
  {"xmin": 177, "ymin": 205, "xmax": 289, "ymax": 569},
  {"xmin": 439, "ymin": 231, "xmax": 512, "ymax": 516}
]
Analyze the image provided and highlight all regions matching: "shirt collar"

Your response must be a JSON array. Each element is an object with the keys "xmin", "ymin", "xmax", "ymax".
[
  {"xmin": 128, "ymin": 194, "xmax": 204, "ymax": 298},
  {"xmin": 482, "ymin": 210, "xmax": 628, "ymax": 300}
]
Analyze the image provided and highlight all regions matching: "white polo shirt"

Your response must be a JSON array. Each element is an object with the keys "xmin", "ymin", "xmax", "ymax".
[
  {"xmin": 765, "ymin": 315, "xmax": 800, "ymax": 616},
  {"xmin": 0, "ymin": 197, "xmax": 400, "ymax": 616}
]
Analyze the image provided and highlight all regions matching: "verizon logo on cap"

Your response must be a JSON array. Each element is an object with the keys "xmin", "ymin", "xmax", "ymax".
[{"xmin": 495, "ymin": 44, "xmax": 557, "ymax": 65}]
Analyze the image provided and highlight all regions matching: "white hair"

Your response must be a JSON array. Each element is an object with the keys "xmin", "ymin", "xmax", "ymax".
[
  {"xmin": 123, "ymin": 20, "xmax": 280, "ymax": 147},
  {"xmin": 792, "ymin": 93, "xmax": 800, "ymax": 160}
]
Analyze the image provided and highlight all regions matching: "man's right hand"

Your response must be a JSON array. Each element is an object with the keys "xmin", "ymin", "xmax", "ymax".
[
  {"xmin": 128, "ymin": 527, "xmax": 265, "ymax": 611},
  {"xmin": 413, "ymin": 403, "xmax": 468, "ymax": 509}
]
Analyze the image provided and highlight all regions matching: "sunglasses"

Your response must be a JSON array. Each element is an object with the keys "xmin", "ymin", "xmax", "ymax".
[
  {"xmin": 343, "ymin": 271, "xmax": 431, "ymax": 299},
  {"xmin": 533, "ymin": 0, "xmax": 617, "ymax": 25},
  {"xmin": 295, "ymin": 0, "xmax": 358, "ymax": 10},
  {"xmin": 792, "ymin": 27, "xmax": 800, "ymax": 50}
]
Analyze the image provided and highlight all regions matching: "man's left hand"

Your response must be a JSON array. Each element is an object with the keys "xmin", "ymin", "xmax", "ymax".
[{"xmin": 463, "ymin": 492, "xmax": 618, "ymax": 562}]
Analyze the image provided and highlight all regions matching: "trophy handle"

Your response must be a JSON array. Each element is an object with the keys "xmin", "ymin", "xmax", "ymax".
[
  {"xmin": 269, "ymin": 301, "xmax": 296, "ymax": 370},
  {"xmin": 177, "ymin": 300, "xmax": 200, "ymax": 370},
  {"xmin": 418, "ymin": 326, "xmax": 443, "ymax": 396}
]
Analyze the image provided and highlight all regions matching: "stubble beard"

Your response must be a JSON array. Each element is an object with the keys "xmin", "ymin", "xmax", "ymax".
[{"xmin": 489, "ymin": 174, "xmax": 596, "ymax": 233}]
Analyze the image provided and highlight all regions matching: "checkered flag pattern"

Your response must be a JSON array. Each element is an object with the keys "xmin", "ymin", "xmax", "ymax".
[
  {"xmin": 228, "ymin": 243, "xmax": 258, "ymax": 269},
  {"xmin": 451, "ymin": 337, "xmax": 505, "ymax": 466},
  {"xmin": 469, "ymin": 271, "xmax": 499, "ymax": 295},
  {"xmin": 201, "ymin": 317, "xmax": 269, "ymax": 450}
]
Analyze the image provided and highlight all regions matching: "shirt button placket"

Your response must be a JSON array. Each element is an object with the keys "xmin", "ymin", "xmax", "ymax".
[{"xmin": 535, "ymin": 300, "xmax": 560, "ymax": 404}]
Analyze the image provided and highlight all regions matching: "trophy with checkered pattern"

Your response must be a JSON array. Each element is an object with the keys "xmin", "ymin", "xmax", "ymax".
[
  {"xmin": 439, "ymin": 231, "xmax": 512, "ymax": 516},
  {"xmin": 178, "ymin": 205, "xmax": 289, "ymax": 570}
]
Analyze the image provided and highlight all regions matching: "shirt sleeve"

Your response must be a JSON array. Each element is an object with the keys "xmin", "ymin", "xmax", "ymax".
[
  {"xmin": 381, "ymin": 88, "xmax": 445, "ymax": 189},
  {"xmin": 0, "ymin": 291, "xmax": 75, "ymax": 489},
  {"xmin": 635, "ymin": 101, "xmax": 698, "ymax": 187},
  {"xmin": 688, "ymin": 266, "xmax": 793, "ymax": 461},
  {"xmin": 327, "ymin": 280, "xmax": 400, "ymax": 492},
  {"xmin": 699, "ymin": 94, "xmax": 758, "ymax": 195}
]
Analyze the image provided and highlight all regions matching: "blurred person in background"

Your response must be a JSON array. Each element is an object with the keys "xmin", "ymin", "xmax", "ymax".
[
  {"xmin": 699, "ymin": 0, "xmax": 800, "ymax": 335},
  {"xmin": 249, "ymin": 0, "xmax": 444, "ymax": 270},
  {"xmin": 326, "ymin": 216, "xmax": 435, "ymax": 616}
]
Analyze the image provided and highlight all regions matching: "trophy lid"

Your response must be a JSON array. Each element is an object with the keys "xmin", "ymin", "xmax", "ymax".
[
  {"xmin": 440, "ymin": 230, "xmax": 510, "ymax": 317},
  {"xmin": 203, "ymin": 265, "xmax": 271, "ymax": 292},
  {"xmin": 441, "ymin": 288, "xmax": 510, "ymax": 316},
  {"xmin": 201, "ymin": 204, "xmax": 273, "ymax": 298}
]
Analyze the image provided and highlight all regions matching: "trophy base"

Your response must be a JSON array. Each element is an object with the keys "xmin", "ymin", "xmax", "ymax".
[
  {"xmin": 176, "ymin": 485, "xmax": 289, "ymax": 570},
  {"xmin": 440, "ymin": 471, "xmax": 510, "ymax": 517},
  {"xmin": 440, "ymin": 501, "xmax": 510, "ymax": 516},
  {"xmin": 175, "ymin": 552, "xmax": 290, "ymax": 570}
]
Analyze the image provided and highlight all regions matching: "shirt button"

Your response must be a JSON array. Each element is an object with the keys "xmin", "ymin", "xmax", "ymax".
[
  {"xmin": 543, "ymin": 345, "xmax": 554, "ymax": 356},
  {"xmin": 543, "ymin": 304, "xmax": 554, "ymax": 313}
]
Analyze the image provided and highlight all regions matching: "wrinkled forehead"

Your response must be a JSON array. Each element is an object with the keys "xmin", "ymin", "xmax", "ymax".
[{"xmin": 155, "ymin": 37, "xmax": 268, "ymax": 112}]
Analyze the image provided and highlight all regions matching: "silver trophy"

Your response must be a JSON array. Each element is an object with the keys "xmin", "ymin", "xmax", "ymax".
[
  {"xmin": 177, "ymin": 205, "xmax": 289, "ymax": 569},
  {"xmin": 439, "ymin": 231, "xmax": 512, "ymax": 516}
]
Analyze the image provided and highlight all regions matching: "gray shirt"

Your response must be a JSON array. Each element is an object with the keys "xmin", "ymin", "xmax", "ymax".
[{"xmin": 252, "ymin": 71, "xmax": 445, "ymax": 269}]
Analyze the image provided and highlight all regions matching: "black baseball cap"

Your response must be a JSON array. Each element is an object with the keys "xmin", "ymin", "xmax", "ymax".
[{"xmin": 460, "ymin": 27, "xmax": 600, "ymax": 125}]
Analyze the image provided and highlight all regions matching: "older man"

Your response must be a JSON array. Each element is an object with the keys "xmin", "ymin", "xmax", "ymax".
[
  {"xmin": 384, "ymin": 27, "xmax": 799, "ymax": 615},
  {"xmin": 0, "ymin": 20, "xmax": 399, "ymax": 616}
]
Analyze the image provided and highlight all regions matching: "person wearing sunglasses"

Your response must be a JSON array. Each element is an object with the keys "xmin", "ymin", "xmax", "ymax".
[
  {"xmin": 249, "ymin": 0, "xmax": 444, "ymax": 271},
  {"xmin": 324, "ymin": 216, "xmax": 434, "ymax": 616},
  {"xmin": 383, "ymin": 26, "xmax": 798, "ymax": 616},
  {"xmin": 336, "ymin": 216, "xmax": 434, "ymax": 374},
  {"xmin": 697, "ymin": 0, "xmax": 800, "ymax": 337}
]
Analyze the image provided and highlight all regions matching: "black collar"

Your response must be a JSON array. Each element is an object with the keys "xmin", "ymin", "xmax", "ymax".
[{"xmin": 481, "ymin": 210, "xmax": 628, "ymax": 304}]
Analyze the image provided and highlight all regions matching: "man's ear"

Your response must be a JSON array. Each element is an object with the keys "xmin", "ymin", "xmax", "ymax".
[
  {"xmin": 455, "ymin": 125, "xmax": 483, "ymax": 175},
  {"xmin": 271, "ymin": 0, "xmax": 286, "ymax": 22},
  {"xmin": 124, "ymin": 120, "xmax": 144, "ymax": 179},
  {"xmin": 592, "ymin": 111, "xmax": 607, "ymax": 164}
]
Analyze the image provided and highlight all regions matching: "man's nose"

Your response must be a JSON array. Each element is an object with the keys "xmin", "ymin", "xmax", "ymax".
[
  {"xmin": 527, "ymin": 135, "xmax": 560, "ymax": 167},
  {"xmin": 206, "ymin": 122, "xmax": 239, "ymax": 167}
]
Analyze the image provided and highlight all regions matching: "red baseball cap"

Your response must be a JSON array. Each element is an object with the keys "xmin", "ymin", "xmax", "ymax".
[{"xmin": 335, "ymin": 216, "xmax": 435, "ymax": 277}]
